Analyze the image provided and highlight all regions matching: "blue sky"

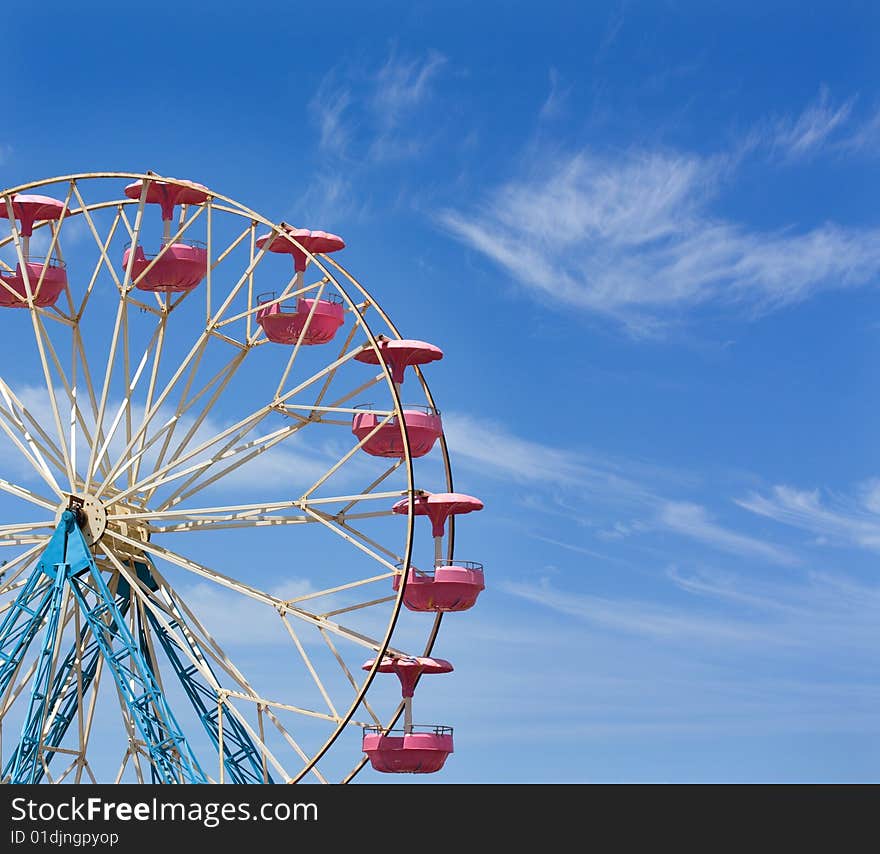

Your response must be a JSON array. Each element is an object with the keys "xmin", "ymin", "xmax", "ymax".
[{"xmin": 2, "ymin": 1, "xmax": 880, "ymax": 782}]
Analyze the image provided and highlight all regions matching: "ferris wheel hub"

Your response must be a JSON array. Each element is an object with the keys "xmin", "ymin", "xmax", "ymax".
[
  {"xmin": 55, "ymin": 493, "xmax": 151, "ymax": 547},
  {"xmin": 60, "ymin": 494, "xmax": 106, "ymax": 546}
]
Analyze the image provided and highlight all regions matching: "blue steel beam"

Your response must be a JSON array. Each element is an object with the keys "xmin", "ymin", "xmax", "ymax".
[
  {"xmin": 144, "ymin": 604, "xmax": 272, "ymax": 783},
  {"xmin": 6, "ymin": 566, "xmax": 68, "ymax": 782},
  {"xmin": 3, "ymin": 590, "xmax": 131, "ymax": 783},
  {"xmin": 1, "ymin": 511, "xmax": 207, "ymax": 784},
  {"xmin": 0, "ymin": 566, "xmax": 60, "ymax": 702}
]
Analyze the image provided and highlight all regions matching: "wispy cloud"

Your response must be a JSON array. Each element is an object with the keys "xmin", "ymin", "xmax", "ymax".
[
  {"xmin": 667, "ymin": 564, "xmax": 880, "ymax": 624},
  {"xmin": 445, "ymin": 414, "xmax": 795, "ymax": 567},
  {"xmin": 841, "ymin": 106, "xmax": 880, "ymax": 155},
  {"xmin": 502, "ymin": 578, "xmax": 775, "ymax": 643},
  {"xmin": 372, "ymin": 50, "xmax": 446, "ymax": 130},
  {"xmin": 595, "ymin": 2, "xmax": 627, "ymax": 65},
  {"xmin": 657, "ymin": 500, "xmax": 798, "ymax": 566},
  {"xmin": 769, "ymin": 86, "xmax": 855, "ymax": 160},
  {"xmin": 308, "ymin": 75, "xmax": 353, "ymax": 158},
  {"xmin": 504, "ymin": 564, "xmax": 880, "ymax": 649},
  {"xmin": 539, "ymin": 68, "xmax": 570, "ymax": 120},
  {"xmin": 443, "ymin": 411, "xmax": 656, "ymax": 504},
  {"xmin": 308, "ymin": 49, "xmax": 447, "ymax": 164},
  {"xmin": 737, "ymin": 481, "xmax": 880, "ymax": 552},
  {"xmin": 438, "ymin": 146, "xmax": 880, "ymax": 333}
]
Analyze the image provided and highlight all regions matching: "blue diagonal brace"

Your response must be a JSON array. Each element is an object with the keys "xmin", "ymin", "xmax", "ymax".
[
  {"xmin": 3, "ymin": 590, "xmax": 131, "ymax": 783},
  {"xmin": 7, "ymin": 565, "xmax": 68, "ymax": 782},
  {"xmin": 0, "ymin": 563, "xmax": 60, "ymax": 702},
  {"xmin": 2, "ymin": 511, "xmax": 207, "ymax": 784},
  {"xmin": 144, "ymin": 603, "xmax": 272, "ymax": 783}
]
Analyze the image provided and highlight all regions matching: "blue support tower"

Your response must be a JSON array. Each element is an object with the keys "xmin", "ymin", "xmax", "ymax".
[
  {"xmin": 0, "ymin": 510, "xmax": 207, "ymax": 784},
  {"xmin": 6, "ymin": 565, "xmax": 68, "ymax": 782},
  {"xmin": 2, "ymin": 589, "xmax": 131, "ymax": 783}
]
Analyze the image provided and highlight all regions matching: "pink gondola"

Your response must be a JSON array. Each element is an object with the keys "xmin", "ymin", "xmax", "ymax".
[
  {"xmin": 360, "ymin": 657, "xmax": 454, "ymax": 774},
  {"xmin": 351, "ymin": 405, "xmax": 442, "ymax": 459},
  {"xmin": 362, "ymin": 726, "xmax": 454, "ymax": 774},
  {"xmin": 121, "ymin": 179, "xmax": 209, "ymax": 293},
  {"xmin": 393, "ymin": 561, "xmax": 485, "ymax": 612},
  {"xmin": 0, "ymin": 259, "xmax": 67, "ymax": 307},
  {"xmin": 256, "ymin": 292, "xmax": 344, "ymax": 345}
]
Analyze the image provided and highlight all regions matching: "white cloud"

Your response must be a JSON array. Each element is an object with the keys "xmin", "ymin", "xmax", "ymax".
[
  {"xmin": 539, "ymin": 68, "xmax": 570, "ymax": 120},
  {"xmin": 657, "ymin": 500, "xmax": 798, "ymax": 566},
  {"xmin": 770, "ymin": 86, "xmax": 855, "ymax": 159},
  {"xmin": 438, "ymin": 147, "xmax": 880, "ymax": 333},
  {"xmin": 443, "ymin": 414, "xmax": 796, "ymax": 568},
  {"xmin": 841, "ymin": 106, "xmax": 880, "ymax": 155},
  {"xmin": 372, "ymin": 49, "xmax": 446, "ymax": 131},
  {"xmin": 308, "ymin": 76, "xmax": 352, "ymax": 158},
  {"xmin": 308, "ymin": 49, "xmax": 447, "ymax": 166},
  {"xmin": 667, "ymin": 565, "xmax": 880, "ymax": 625},
  {"xmin": 502, "ymin": 578, "xmax": 775, "ymax": 643},
  {"xmin": 737, "ymin": 482, "xmax": 880, "ymax": 552},
  {"xmin": 504, "ymin": 564, "xmax": 880, "ymax": 651},
  {"xmin": 443, "ymin": 411, "xmax": 655, "ymax": 504}
]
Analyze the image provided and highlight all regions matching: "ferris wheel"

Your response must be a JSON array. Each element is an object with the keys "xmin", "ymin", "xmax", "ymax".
[{"xmin": 0, "ymin": 172, "xmax": 485, "ymax": 784}]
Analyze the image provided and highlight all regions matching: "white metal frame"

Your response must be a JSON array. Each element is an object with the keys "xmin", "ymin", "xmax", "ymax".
[{"xmin": 0, "ymin": 172, "xmax": 455, "ymax": 784}]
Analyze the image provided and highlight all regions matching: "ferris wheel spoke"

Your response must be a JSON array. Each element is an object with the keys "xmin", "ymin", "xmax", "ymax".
[
  {"xmin": 105, "ymin": 547, "xmax": 330, "ymax": 783},
  {"xmin": 0, "ymin": 522, "xmax": 53, "ymax": 535},
  {"xmin": 117, "ymin": 420, "xmax": 303, "ymax": 510},
  {"xmin": 129, "ymin": 316, "xmax": 168, "ymax": 486},
  {"xmin": 25, "ymin": 318, "xmax": 92, "ymax": 478},
  {"xmin": 0, "ymin": 389, "xmax": 68, "ymax": 484},
  {"xmin": 279, "ymin": 614, "xmax": 339, "ymax": 719},
  {"xmin": 143, "ymin": 347, "xmax": 250, "ymax": 501},
  {"xmin": 108, "ymin": 491, "xmax": 405, "ymax": 530},
  {"xmin": 109, "ymin": 491, "xmax": 400, "ymax": 533},
  {"xmin": 103, "ymin": 528, "xmax": 401, "ymax": 655},
  {"xmin": 282, "ymin": 573, "xmax": 396, "ymax": 608},
  {"xmin": 317, "ymin": 628, "xmax": 383, "ymax": 727},
  {"xmin": 88, "ymin": 314, "xmax": 167, "ymax": 488},
  {"xmin": 82, "ymin": 179, "xmax": 151, "ymax": 494},
  {"xmin": 132, "ymin": 340, "xmax": 373, "ymax": 507},
  {"xmin": 69, "ymin": 184, "xmax": 122, "ymax": 319},
  {"xmin": 0, "ymin": 418, "xmax": 64, "ymax": 508},
  {"xmin": 98, "ymin": 223, "xmax": 281, "ymax": 486},
  {"xmin": 3, "ymin": 196, "xmax": 78, "ymax": 492},
  {"xmin": 71, "ymin": 327, "xmax": 113, "ymax": 481},
  {"xmin": 0, "ymin": 542, "xmax": 46, "ymax": 600},
  {"xmin": 145, "ymin": 509, "xmax": 391, "ymax": 535},
  {"xmin": 0, "ymin": 521, "xmax": 53, "ymax": 550},
  {"xmin": 299, "ymin": 506, "xmax": 400, "ymax": 572}
]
